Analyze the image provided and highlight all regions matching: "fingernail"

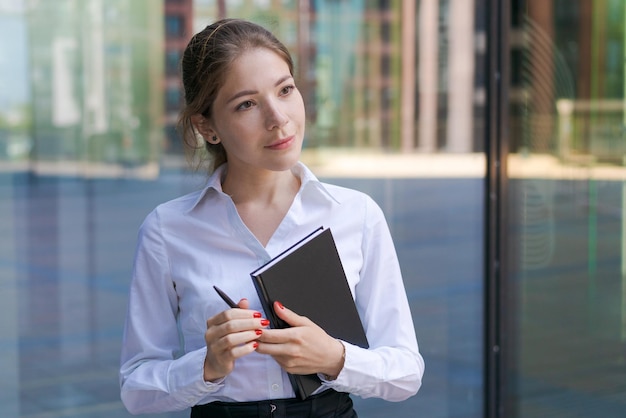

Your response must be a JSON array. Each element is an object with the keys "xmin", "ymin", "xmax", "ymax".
[
  {"xmin": 255, "ymin": 329, "xmax": 263, "ymax": 335},
  {"xmin": 261, "ymin": 319, "xmax": 270, "ymax": 326},
  {"xmin": 276, "ymin": 301, "xmax": 284, "ymax": 309},
  {"xmin": 253, "ymin": 312, "xmax": 262, "ymax": 318},
  {"xmin": 253, "ymin": 342, "xmax": 259, "ymax": 349}
]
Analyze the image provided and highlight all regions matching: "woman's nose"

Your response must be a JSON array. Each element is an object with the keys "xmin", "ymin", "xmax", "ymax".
[{"xmin": 264, "ymin": 101, "xmax": 289, "ymax": 130}]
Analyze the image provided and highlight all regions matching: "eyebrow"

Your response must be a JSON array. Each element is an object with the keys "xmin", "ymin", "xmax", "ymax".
[{"xmin": 226, "ymin": 75, "xmax": 293, "ymax": 104}]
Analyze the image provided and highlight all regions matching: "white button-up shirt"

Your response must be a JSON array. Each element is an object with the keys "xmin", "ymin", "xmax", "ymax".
[{"xmin": 119, "ymin": 162, "xmax": 424, "ymax": 414}]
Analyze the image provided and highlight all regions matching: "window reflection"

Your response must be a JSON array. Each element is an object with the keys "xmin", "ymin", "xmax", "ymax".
[
  {"xmin": 166, "ymin": 15, "xmax": 185, "ymax": 38},
  {"xmin": 0, "ymin": 1, "xmax": 487, "ymax": 417},
  {"xmin": 508, "ymin": 0, "xmax": 626, "ymax": 416},
  {"xmin": 0, "ymin": 1, "xmax": 487, "ymax": 170}
]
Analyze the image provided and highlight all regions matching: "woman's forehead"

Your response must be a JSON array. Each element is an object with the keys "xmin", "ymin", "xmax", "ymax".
[{"xmin": 217, "ymin": 49, "xmax": 292, "ymax": 96}]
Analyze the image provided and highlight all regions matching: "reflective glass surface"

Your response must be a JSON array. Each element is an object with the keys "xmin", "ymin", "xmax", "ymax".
[
  {"xmin": 507, "ymin": 0, "xmax": 626, "ymax": 416},
  {"xmin": 0, "ymin": 1, "xmax": 486, "ymax": 416}
]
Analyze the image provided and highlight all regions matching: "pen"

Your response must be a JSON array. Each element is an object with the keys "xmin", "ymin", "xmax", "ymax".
[{"xmin": 213, "ymin": 285, "xmax": 238, "ymax": 308}]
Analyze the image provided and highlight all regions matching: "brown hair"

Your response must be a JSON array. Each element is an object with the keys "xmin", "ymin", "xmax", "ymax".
[{"xmin": 178, "ymin": 18, "xmax": 294, "ymax": 171}]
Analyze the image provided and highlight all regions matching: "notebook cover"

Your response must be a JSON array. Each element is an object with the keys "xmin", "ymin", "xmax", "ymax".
[{"xmin": 251, "ymin": 227, "xmax": 369, "ymax": 399}]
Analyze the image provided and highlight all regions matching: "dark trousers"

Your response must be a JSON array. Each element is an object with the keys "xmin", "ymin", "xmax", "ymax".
[{"xmin": 190, "ymin": 389, "xmax": 358, "ymax": 418}]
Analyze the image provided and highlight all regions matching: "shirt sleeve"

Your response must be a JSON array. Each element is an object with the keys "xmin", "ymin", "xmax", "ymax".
[
  {"xmin": 321, "ymin": 197, "xmax": 425, "ymax": 401},
  {"xmin": 119, "ymin": 209, "xmax": 223, "ymax": 414}
]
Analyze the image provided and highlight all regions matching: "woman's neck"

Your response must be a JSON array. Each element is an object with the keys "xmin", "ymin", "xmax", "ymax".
[
  {"xmin": 222, "ymin": 166, "xmax": 300, "ymax": 206},
  {"xmin": 221, "ymin": 166, "xmax": 301, "ymax": 246}
]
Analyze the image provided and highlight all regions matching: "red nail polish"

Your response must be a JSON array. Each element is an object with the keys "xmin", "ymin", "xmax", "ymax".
[
  {"xmin": 253, "ymin": 342, "xmax": 259, "ymax": 349},
  {"xmin": 253, "ymin": 312, "xmax": 262, "ymax": 318},
  {"xmin": 255, "ymin": 329, "xmax": 263, "ymax": 335},
  {"xmin": 261, "ymin": 319, "xmax": 270, "ymax": 326},
  {"xmin": 276, "ymin": 301, "xmax": 284, "ymax": 309}
]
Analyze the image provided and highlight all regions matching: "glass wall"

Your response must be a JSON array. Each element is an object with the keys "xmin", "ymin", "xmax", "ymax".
[
  {"xmin": 506, "ymin": 0, "xmax": 626, "ymax": 416},
  {"xmin": 0, "ymin": 1, "xmax": 486, "ymax": 417}
]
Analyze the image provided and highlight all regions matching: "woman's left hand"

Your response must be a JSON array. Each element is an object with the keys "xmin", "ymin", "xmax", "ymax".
[{"xmin": 255, "ymin": 301, "xmax": 345, "ymax": 379}]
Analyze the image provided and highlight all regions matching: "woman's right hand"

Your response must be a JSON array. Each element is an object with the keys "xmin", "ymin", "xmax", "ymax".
[{"xmin": 203, "ymin": 298, "xmax": 269, "ymax": 382}]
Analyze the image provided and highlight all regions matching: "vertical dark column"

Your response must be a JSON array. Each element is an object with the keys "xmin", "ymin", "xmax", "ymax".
[
  {"xmin": 217, "ymin": 0, "xmax": 226, "ymax": 19},
  {"xmin": 297, "ymin": 0, "xmax": 311, "ymax": 119},
  {"xmin": 485, "ymin": 0, "xmax": 511, "ymax": 417},
  {"xmin": 527, "ymin": 0, "xmax": 556, "ymax": 152},
  {"xmin": 576, "ymin": 0, "xmax": 592, "ymax": 147},
  {"xmin": 379, "ymin": 0, "xmax": 391, "ymax": 148},
  {"xmin": 577, "ymin": 0, "xmax": 592, "ymax": 101}
]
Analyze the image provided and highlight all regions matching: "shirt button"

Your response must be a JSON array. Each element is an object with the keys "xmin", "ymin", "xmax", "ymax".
[{"xmin": 271, "ymin": 383, "xmax": 280, "ymax": 391}]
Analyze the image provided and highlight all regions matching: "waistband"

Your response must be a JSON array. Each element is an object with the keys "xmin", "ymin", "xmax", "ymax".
[{"xmin": 191, "ymin": 389, "xmax": 357, "ymax": 418}]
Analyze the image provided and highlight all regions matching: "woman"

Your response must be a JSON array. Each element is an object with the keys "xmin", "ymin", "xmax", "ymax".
[{"xmin": 120, "ymin": 18, "xmax": 424, "ymax": 417}]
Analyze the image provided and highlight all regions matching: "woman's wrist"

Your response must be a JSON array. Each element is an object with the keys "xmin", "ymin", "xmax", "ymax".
[
  {"xmin": 322, "ymin": 339, "xmax": 346, "ymax": 381},
  {"xmin": 203, "ymin": 355, "xmax": 226, "ymax": 382}
]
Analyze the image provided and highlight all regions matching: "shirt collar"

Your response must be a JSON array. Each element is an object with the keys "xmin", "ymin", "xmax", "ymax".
[{"xmin": 185, "ymin": 161, "xmax": 339, "ymax": 213}]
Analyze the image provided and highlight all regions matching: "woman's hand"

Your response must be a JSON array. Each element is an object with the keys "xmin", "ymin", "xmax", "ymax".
[
  {"xmin": 203, "ymin": 298, "xmax": 269, "ymax": 382},
  {"xmin": 256, "ymin": 301, "xmax": 345, "ymax": 379}
]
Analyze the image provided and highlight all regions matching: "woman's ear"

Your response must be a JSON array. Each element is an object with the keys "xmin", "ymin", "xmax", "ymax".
[{"xmin": 191, "ymin": 114, "xmax": 214, "ymax": 140}]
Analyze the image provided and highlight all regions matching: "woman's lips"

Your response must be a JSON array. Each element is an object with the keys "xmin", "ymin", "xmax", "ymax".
[{"xmin": 265, "ymin": 136, "xmax": 295, "ymax": 150}]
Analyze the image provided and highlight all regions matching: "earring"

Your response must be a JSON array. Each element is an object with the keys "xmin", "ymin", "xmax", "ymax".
[{"xmin": 209, "ymin": 135, "xmax": 219, "ymax": 144}]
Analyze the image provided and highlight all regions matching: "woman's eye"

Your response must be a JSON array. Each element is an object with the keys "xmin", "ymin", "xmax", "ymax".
[
  {"xmin": 280, "ymin": 85, "xmax": 295, "ymax": 95},
  {"xmin": 236, "ymin": 100, "xmax": 254, "ymax": 110}
]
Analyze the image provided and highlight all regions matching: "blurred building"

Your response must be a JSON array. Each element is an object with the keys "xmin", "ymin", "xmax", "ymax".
[
  {"xmin": 24, "ymin": 0, "xmax": 163, "ymax": 175},
  {"xmin": 510, "ymin": 0, "xmax": 625, "ymax": 162},
  {"xmin": 8, "ymin": 0, "xmax": 488, "ymax": 165},
  {"xmin": 164, "ymin": 0, "xmax": 193, "ymax": 154},
  {"xmin": 0, "ymin": 1, "xmax": 30, "ymax": 161},
  {"xmin": 191, "ymin": 0, "xmax": 485, "ymax": 153}
]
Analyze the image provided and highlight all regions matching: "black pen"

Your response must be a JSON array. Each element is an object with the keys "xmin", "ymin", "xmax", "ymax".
[{"xmin": 213, "ymin": 285, "xmax": 238, "ymax": 308}]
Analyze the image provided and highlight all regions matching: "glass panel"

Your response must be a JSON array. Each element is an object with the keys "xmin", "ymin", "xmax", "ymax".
[
  {"xmin": 508, "ymin": 0, "xmax": 626, "ymax": 416},
  {"xmin": 166, "ymin": 15, "xmax": 185, "ymax": 37},
  {"xmin": 0, "ymin": 0, "xmax": 486, "ymax": 416}
]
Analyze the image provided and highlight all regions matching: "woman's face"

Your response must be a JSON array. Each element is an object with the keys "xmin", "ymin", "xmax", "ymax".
[{"xmin": 208, "ymin": 48, "xmax": 305, "ymax": 174}]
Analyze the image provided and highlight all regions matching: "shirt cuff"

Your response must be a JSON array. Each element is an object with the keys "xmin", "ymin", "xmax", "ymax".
[
  {"xmin": 169, "ymin": 346, "xmax": 225, "ymax": 404},
  {"xmin": 318, "ymin": 341, "xmax": 375, "ymax": 395}
]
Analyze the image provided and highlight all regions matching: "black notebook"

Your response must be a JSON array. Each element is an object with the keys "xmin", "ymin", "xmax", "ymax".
[{"xmin": 250, "ymin": 227, "xmax": 369, "ymax": 399}]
